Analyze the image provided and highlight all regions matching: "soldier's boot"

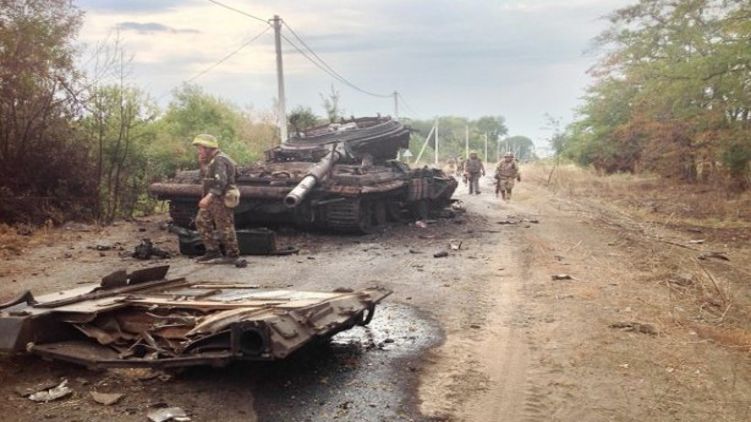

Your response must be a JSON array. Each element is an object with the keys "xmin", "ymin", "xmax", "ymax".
[
  {"xmin": 207, "ymin": 250, "xmax": 244, "ymax": 265},
  {"xmin": 207, "ymin": 255, "xmax": 239, "ymax": 265},
  {"xmin": 501, "ymin": 191, "xmax": 506, "ymax": 201},
  {"xmin": 196, "ymin": 249, "xmax": 222, "ymax": 263},
  {"xmin": 506, "ymin": 189, "xmax": 512, "ymax": 201}
]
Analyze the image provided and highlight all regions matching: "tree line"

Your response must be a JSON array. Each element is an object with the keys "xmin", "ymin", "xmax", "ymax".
[
  {"xmin": 0, "ymin": 0, "xmax": 278, "ymax": 224},
  {"xmin": 290, "ymin": 95, "xmax": 535, "ymax": 164},
  {"xmin": 399, "ymin": 116, "xmax": 535, "ymax": 165},
  {"xmin": 558, "ymin": 0, "xmax": 751, "ymax": 190}
]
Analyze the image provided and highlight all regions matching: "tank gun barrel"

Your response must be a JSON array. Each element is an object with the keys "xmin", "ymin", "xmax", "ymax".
[{"xmin": 284, "ymin": 148, "xmax": 339, "ymax": 208}]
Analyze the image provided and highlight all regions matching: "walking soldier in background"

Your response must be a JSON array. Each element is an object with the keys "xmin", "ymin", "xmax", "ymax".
[
  {"xmin": 192, "ymin": 134, "xmax": 242, "ymax": 265},
  {"xmin": 494, "ymin": 152, "xmax": 521, "ymax": 200},
  {"xmin": 464, "ymin": 151, "xmax": 485, "ymax": 194},
  {"xmin": 456, "ymin": 155, "xmax": 465, "ymax": 178}
]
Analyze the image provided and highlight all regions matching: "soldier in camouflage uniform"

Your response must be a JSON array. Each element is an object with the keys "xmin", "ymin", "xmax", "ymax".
[
  {"xmin": 494, "ymin": 152, "xmax": 521, "ymax": 200},
  {"xmin": 192, "ymin": 134, "xmax": 241, "ymax": 264},
  {"xmin": 455, "ymin": 156, "xmax": 465, "ymax": 177},
  {"xmin": 464, "ymin": 151, "xmax": 485, "ymax": 194}
]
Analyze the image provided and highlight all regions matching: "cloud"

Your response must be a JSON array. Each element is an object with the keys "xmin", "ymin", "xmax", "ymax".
[
  {"xmin": 76, "ymin": 0, "xmax": 634, "ymax": 145},
  {"xmin": 116, "ymin": 22, "xmax": 200, "ymax": 34},
  {"xmin": 76, "ymin": 0, "xmax": 192, "ymax": 13}
]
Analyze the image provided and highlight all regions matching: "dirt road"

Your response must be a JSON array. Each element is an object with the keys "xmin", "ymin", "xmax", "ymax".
[{"xmin": 1, "ymin": 171, "xmax": 749, "ymax": 421}]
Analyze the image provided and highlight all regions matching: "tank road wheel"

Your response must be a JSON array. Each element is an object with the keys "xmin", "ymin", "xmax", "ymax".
[
  {"xmin": 372, "ymin": 201, "xmax": 388, "ymax": 227},
  {"xmin": 324, "ymin": 198, "xmax": 375, "ymax": 233},
  {"xmin": 386, "ymin": 200, "xmax": 407, "ymax": 223},
  {"xmin": 409, "ymin": 199, "xmax": 430, "ymax": 221},
  {"xmin": 357, "ymin": 200, "xmax": 375, "ymax": 233}
]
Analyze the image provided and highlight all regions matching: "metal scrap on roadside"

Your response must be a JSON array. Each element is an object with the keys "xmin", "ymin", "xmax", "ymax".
[
  {"xmin": 148, "ymin": 406, "xmax": 191, "ymax": 422},
  {"xmin": 27, "ymin": 379, "xmax": 72, "ymax": 402},
  {"xmin": 0, "ymin": 265, "xmax": 391, "ymax": 369},
  {"xmin": 90, "ymin": 391, "xmax": 124, "ymax": 405}
]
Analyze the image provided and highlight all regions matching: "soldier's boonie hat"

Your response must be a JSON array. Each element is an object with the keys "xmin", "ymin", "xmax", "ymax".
[
  {"xmin": 504, "ymin": 152, "xmax": 514, "ymax": 157},
  {"xmin": 192, "ymin": 134, "xmax": 219, "ymax": 149}
]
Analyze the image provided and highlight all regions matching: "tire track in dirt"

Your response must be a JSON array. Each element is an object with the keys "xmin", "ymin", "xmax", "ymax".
[
  {"xmin": 418, "ymin": 180, "xmax": 541, "ymax": 421},
  {"xmin": 459, "ymin": 233, "xmax": 538, "ymax": 422}
]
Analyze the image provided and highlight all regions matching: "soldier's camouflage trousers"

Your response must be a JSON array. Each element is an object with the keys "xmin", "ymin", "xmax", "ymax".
[
  {"xmin": 195, "ymin": 199, "xmax": 240, "ymax": 257},
  {"xmin": 468, "ymin": 172, "xmax": 481, "ymax": 194},
  {"xmin": 497, "ymin": 177, "xmax": 515, "ymax": 198}
]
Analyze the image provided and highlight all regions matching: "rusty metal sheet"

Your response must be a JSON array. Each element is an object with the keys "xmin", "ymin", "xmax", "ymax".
[{"xmin": 0, "ymin": 265, "xmax": 391, "ymax": 369}]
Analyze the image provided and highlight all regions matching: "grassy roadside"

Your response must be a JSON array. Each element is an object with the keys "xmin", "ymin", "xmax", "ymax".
[
  {"xmin": 525, "ymin": 161, "xmax": 751, "ymax": 354},
  {"xmin": 527, "ymin": 161, "xmax": 751, "ymax": 237}
]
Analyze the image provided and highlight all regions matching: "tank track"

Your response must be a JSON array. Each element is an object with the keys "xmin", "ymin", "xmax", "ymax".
[{"xmin": 322, "ymin": 198, "xmax": 372, "ymax": 233}]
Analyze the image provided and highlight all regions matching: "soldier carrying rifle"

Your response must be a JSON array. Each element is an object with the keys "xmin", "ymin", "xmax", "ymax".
[{"xmin": 494, "ymin": 152, "xmax": 521, "ymax": 201}]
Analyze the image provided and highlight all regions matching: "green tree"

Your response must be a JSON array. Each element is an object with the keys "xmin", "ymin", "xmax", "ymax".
[
  {"xmin": 0, "ymin": 0, "xmax": 95, "ymax": 223},
  {"xmin": 158, "ymin": 84, "xmax": 277, "ymax": 174},
  {"xmin": 564, "ymin": 0, "xmax": 751, "ymax": 185},
  {"xmin": 499, "ymin": 136, "xmax": 536, "ymax": 161},
  {"xmin": 82, "ymin": 84, "xmax": 158, "ymax": 221},
  {"xmin": 474, "ymin": 116, "xmax": 508, "ymax": 141},
  {"xmin": 404, "ymin": 116, "xmax": 512, "ymax": 165},
  {"xmin": 320, "ymin": 85, "xmax": 343, "ymax": 123},
  {"xmin": 288, "ymin": 106, "xmax": 319, "ymax": 136}
]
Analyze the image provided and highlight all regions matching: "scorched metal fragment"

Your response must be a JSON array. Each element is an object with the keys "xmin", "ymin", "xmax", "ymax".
[{"xmin": 0, "ymin": 266, "xmax": 390, "ymax": 369}]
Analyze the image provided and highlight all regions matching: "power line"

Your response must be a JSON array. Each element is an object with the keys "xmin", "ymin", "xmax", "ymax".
[
  {"xmin": 156, "ymin": 26, "xmax": 271, "ymax": 102},
  {"xmin": 206, "ymin": 0, "xmax": 269, "ymax": 25},
  {"xmin": 397, "ymin": 92, "xmax": 420, "ymax": 117},
  {"xmin": 281, "ymin": 32, "xmax": 391, "ymax": 99},
  {"xmin": 281, "ymin": 22, "xmax": 343, "ymax": 84},
  {"xmin": 186, "ymin": 26, "xmax": 271, "ymax": 84},
  {"xmin": 166, "ymin": 6, "xmax": 398, "ymax": 108},
  {"xmin": 281, "ymin": 20, "xmax": 392, "ymax": 99},
  {"xmin": 280, "ymin": 34, "xmax": 347, "ymax": 87}
]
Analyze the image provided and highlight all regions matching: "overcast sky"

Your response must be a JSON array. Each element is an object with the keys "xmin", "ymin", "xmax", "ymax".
[{"xmin": 75, "ymin": 0, "xmax": 632, "ymax": 149}]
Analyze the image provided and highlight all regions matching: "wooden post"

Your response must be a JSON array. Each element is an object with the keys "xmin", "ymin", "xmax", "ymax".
[
  {"xmin": 484, "ymin": 132, "xmax": 488, "ymax": 165},
  {"xmin": 414, "ymin": 122, "xmax": 436, "ymax": 164},
  {"xmin": 465, "ymin": 124, "xmax": 469, "ymax": 159},
  {"xmin": 434, "ymin": 118, "xmax": 439, "ymax": 167}
]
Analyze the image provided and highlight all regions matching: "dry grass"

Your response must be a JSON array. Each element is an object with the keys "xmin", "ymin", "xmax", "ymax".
[
  {"xmin": 0, "ymin": 224, "xmax": 29, "ymax": 258},
  {"xmin": 525, "ymin": 161, "xmax": 751, "ymax": 356},
  {"xmin": 0, "ymin": 221, "xmax": 78, "ymax": 260},
  {"xmin": 526, "ymin": 161, "xmax": 751, "ymax": 231},
  {"xmin": 689, "ymin": 323, "xmax": 751, "ymax": 352}
]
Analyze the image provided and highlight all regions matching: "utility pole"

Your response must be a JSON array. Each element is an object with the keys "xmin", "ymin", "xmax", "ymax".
[
  {"xmin": 434, "ymin": 118, "xmax": 439, "ymax": 167},
  {"xmin": 496, "ymin": 134, "xmax": 501, "ymax": 162},
  {"xmin": 484, "ymin": 132, "xmax": 488, "ymax": 165},
  {"xmin": 394, "ymin": 91, "xmax": 400, "ymax": 160},
  {"xmin": 414, "ymin": 121, "xmax": 436, "ymax": 164},
  {"xmin": 272, "ymin": 15, "xmax": 288, "ymax": 143},
  {"xmin": 465, "ymin": 124, "xmax": 469, "ymax": 159},
  {"xmin": 393, "ymin": 91, "xmax": 399, "ymax": 120}
]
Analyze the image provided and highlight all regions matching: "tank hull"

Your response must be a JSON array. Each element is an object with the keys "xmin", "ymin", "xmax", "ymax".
[{"xmin": 148, "ymin": 117, "xmax": 457, "ymax": 233}]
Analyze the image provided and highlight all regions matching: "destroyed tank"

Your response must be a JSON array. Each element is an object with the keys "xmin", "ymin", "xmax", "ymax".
[{"xmin": 149, "ymin": 116, "xmax": 457, "ymax": 233}]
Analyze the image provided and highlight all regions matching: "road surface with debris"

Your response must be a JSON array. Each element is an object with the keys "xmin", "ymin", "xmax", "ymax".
[{"xmin": 1, "ymin": 173, "xmax": 749, "ymax": 421}]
